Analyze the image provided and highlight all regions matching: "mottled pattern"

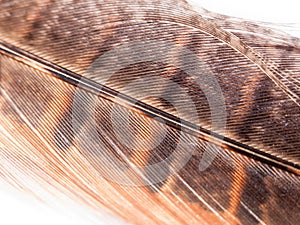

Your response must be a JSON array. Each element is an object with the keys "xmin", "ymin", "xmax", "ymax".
[{"xmin": 0, "ymin": 1, "xmax": 300, "ymax": 225}]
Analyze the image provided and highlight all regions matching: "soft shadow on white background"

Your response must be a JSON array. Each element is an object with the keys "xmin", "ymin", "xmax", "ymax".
[{"xmin": 0, "ymin": 1, "xmax": 299, "ymax": 225}]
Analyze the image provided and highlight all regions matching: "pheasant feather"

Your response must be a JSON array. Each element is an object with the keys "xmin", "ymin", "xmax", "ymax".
[{"xmin": 0, "ymin": 1, "xmax": 299, "ymax": 224}]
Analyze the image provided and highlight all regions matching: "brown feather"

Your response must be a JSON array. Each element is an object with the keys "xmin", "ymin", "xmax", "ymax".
[{"xmin": 0, "ymin": 1, "xmax": 299, "ymax": 224}]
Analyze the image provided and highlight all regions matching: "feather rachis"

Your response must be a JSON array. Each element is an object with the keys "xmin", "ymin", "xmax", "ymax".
[{"xmin": 0, "ymin": 1, "xmax": 300, "ymax": 225}]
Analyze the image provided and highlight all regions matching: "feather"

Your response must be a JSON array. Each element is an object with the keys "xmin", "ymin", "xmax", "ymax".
[{"xmin": 0, "ymin": 1, "xmax": 299, "ymax": 225}]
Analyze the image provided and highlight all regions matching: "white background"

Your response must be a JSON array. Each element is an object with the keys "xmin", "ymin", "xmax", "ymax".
[
  {"xmin": 190, "ymin": 0, "xmax": 300, "ymax": 23},
  {"xmin": 0, "ymin": 1, "xmax": 299, "ymax": 225}
]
